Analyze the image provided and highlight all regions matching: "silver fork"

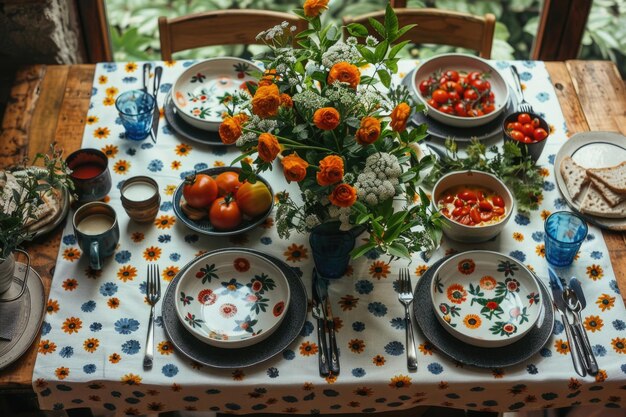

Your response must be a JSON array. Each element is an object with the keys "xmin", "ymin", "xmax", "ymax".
[
  {"xmin": 143, "ymin": 264, "xmax": 161, "ymax": 369},
  {"xmin": 398, "ymin": 268, "xmax": 417, "ymax": 371},
  {"xmin": 510, "ymin": 65, "xmax": 534, "ymax": 113}
]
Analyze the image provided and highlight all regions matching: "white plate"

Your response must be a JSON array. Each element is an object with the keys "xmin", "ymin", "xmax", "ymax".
[
  {"xmin": 174, "ymin": 250, "xmax": 290, "ymax": 348},
  {"xmin": 431, "ymin": 251, "xmax": 542, "ymax": 348},
  {"xmin": 172, "ymin": 57, "xmax": 261, "ymax": 131},
  {"xmin": 553, "ymin": 131, "xmax": 626, "ymax": 231}
]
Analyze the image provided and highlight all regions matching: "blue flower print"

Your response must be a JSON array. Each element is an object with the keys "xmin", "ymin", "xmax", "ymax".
[
  {"xmin": 185, "ymin": 234, "xmax": 199, "ymax": 243},
  {"xmin": 527, "ymin": 364, "xmax": 538, "ymax": 374},
  {"xmin": 212, "ymin": 147, "xmax": 228, "ymax": 156},
  {"xmin": 116, "ymin": 181, "xmax": 124, "ymax": 190},
  {"xmin": 355, "ymin": 280, "xmax": 373, "ymax": 294},
  {"xmin": 610, "ymin": 280, "xmax": 620, "ymax": 294},
  {"xmin": 62, "ymin": 234, "xmax": 76, "ymax": 245},
  {"xmin": 300, "ymin": 321, "xmax": 313, "ymax": 337},
  {"xmin": 622, "ymin": 364, "xmax": 626, "ymax": 374},
  {"xmin": 352, "ymin": 321, "xmax": 365, "ymax": 332},
  {"xmin": 126, "ymin": 148, "xmax": 136, "ymax": 156},
  {"xmin": 267, "ymin": 367, "xmax": 279, "ymax": 378},
  {"xmin": 121, "ymin": 340, "xmax": 141, "ymax": 355},
  {"xmin": 352, "ymin": 368, "xmax": 366, "ymax": 377},
  {"xmin": 522, "ymin": 60, "xmax": 537, "ymax": 68},
  {"xmin": 91, "ymin": 87, "xmax": 98, "ymax": 96},
  {"xmin": 139, "ymin": 281, "xmax": 147, "ymax": 295},
  {"xmin": 283, "ymin": 349, "xmax": 295, "ymax": 360},
  {"xmin": 554, "ymin": 198, "xmax": 567, "ymax": 209},
  {"xmin": 548, "ymin": 154, "xmax": 556, "ymax": 165},
  {"xmin": 115, "ymin": 116, "xmax": 123, "ymax": 125},
  {"xmin": 520, "ymin": 71, "xmax": 532, "ymax": 81},
  {"xmin": 140, "ymin": 143, "xmax": 153, "ymax": 150},
  {"xmin": 260, "ymin": 237, "xmax": 272, "ymax": 245},
  {"xmin": 536, "ymin": 92, "xmax": 550, "ymax": 102},
  {"xmin": 160, "ymin": 83, "xmax": 172, "ymax": 93},
  {"xmin": 586, "ymin": 233, "xmax": 595, "ymax": 241},
  {"xmin": 592, "ymin": 345, "xmax": 607, "ymax": 357},
  {"xmin": 531, "ymin": 231, "xmax": 545, "ymax": 242},
  {"xmin": 162, "ymin": 125, "xmax": 172, "ymax": 135},
  {"xmin": 509, "ymin": 250, "xmax": 526, "ymax": 262},
  {"xmin": 427, "ymin": 362, "xmax": 443, "ymax": 375},
  {"xmin": 155, "ymin": 316, "xmax": 164, "ymax": 328},
  {"xmin": 99, "ymin": 282, "xmax": 118, "ymax": 296},
  {"xmin": 59, "ymin": 346, "xmax": 74, "ymax": 358},
  {"xmin": 182, "ymin": 60, "xmax": 196, "ymax": 67},
  {"xmin": 170, "ymin": 253, "xmax": 181, "ymax": 261},
  {"xmin": 83, "ymin": 364, "xmax": 96, "ymax": 374},
  {"xmin": 543, "ymin": 181, "xmax": 555, "ymax": 192},
  {"xmin": 90, "ymin": 322, "xmax": 102, "ymax": 332},
  {"xmin": 390, "ymin": 317, "xmax": 405, "ymax": 329},
  {"xmin": 384, "ymin": 341, "xmax": 404, "ymax": 356},
  {"xmin": 194, "ymin": 163, "xmax": 208, "ymax": 171},
  {"xmin": 102, "ymin": 62, "xmax": 117, "ymax": 72},
  {"xmin": 368, "ymin": 302, "xmax": 387, "ymax": 317},
  {"xmin": 160, "ymin": 201, "xmax": 173, "ymax": 211},
  {"xmin": 162, "ymin": 364, "xmax": 179, "ymax": 377},
  {"xmin": 114, "ymin": 318, "xmax": 140, "ymax": 335},
  {"xmin": 115, "ymin": 250, "xmax": 131, "ymax": 264},
  {"xmin": 148, "ymin": 159, "xmax": 163, "ymax": 172},
  {"xmin": 158, "ymin": 234, "xmax": 171, "ymax": 243},
  {"xmin": 180, "ymin": 170, "xmax": 194, "ymax": 180},
  {"xmin": 590, "ymin": 251, "xmax": 603, "ymax": 260},
  {"xmin": 540, "ymin": 347, "xmax": 552, "ymax": 357},
  {"xmin": 495, "ymin": 61, "xmax": 510, "ymax": 70},
  {"xmin": 81, "ymin": 301, "xmax": 96, "ymax": 312},
  {"xmin": 553, "ymin": 320, "xmax": 564, "ymax": 335},
  {"xmin": 122, "ymin": 76, "xmax": 137, "ymax": 83},
  {"xmin": 514, "ymin": 213, "xmax": 530, "ymax": 226},
  {"xmin": 365, "ymin": 249, "xmax": 380, "ymax": 260},
  {"xmin": 613, "ymin": 320, "xmax": 626, "ymax": 331},
  {"xmin": 41, "ymin": 322, "xmax": 51, "ymax": 336}
]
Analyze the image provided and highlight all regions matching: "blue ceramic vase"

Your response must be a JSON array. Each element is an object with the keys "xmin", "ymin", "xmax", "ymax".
[{"xmin": 309, "ymin": 221, "xmax": 367, "ymax": 279}]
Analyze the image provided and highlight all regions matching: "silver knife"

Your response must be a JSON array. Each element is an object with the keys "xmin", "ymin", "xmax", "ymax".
[
  {"xmin": 569, "ymin": 277, "xmax": 599, "ymax": 375},
  {"xmin": 314, "ymin": 270, "xmax": 340, "ymax": 375},
  {"xmin": 142, "ymin": 63, "xmax": 151, "ymax": 94},
  {"xmin": 150, "ymin": 66, "xmax": 163, "ymax": 143},
  {"xmin": 311, "ymin": 276, "xmax": 330, "ymax": 377},
  {"xmin": 548, "ymin": 268, "xmax": 586, "ymax": 377}
]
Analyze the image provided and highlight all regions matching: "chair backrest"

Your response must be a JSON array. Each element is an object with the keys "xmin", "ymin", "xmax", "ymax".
[
  {"xmin": 159, "ymin": 9, "xmax": 308, "ymax": 61},
  {"xmin": 343, "ymin": 8, "xmax": 496, "ymax": 59}
]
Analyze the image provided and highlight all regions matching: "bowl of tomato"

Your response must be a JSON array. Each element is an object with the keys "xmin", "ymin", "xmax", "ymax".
[
  {"xmin": 432, "ymin": 170, "xmax": 514, "ymax": 243},
  {"xmin": 412, "ymin": 54, "xmax": 509, "ymax": 128},
  {"xmin": 502, "ymin": 111, "xmax": 550, "ymax": 163},
  {"xmin": 173, "ymin": 167, "xmax": 274, "ymax": 236}
]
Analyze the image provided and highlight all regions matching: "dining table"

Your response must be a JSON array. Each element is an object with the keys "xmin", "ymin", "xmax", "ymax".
[{"xmin": 0, "ymin": 58, "xmax": 625, "ymax": 417}]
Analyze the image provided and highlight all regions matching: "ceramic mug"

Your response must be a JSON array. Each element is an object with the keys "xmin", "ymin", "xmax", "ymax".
[
  {"xmin": 66, "ymin": 148, "xmax": 112, "ymax": 203},
  {"xmin": 120, "ymin": 176, "xmax": 161, "ymax": 223},
  {"xmin": 72, "ymin": 202, "xmax": 120, "ymax": 270}
]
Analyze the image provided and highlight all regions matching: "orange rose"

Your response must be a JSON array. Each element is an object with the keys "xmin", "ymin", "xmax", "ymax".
[
  {"xmin": 252, "ymin": 84, "xmax": 281, "ymax": 118},
  {"xmin": 219, "ymin": 116, "xmax": 243, "ymax": 145},
  {"xmin": 355, "ymin": 116, "xmax": 381, "ymax": 145},
  {"xmin": 316, "ymin": 155, "xmax": 344, "ymax": 186},
  {"xmin": 327, "ymin": 62, "xmax": 360, "ymax": 89},
  {"xmin": 281, "ymin": 153, "xmax": 309, "ymax": 182},
  {"xmin": 257, "ymin": 133, "xmax": 281, "ymax": 163},
  {"xmin": 390, "ymin": 102, "xmax": 411, "ymax": 132},
  {"xmin": 303, "ymin": 0, "xmax": 329, "ymax": 17},
  {"xmin": 234, "ymin": 113, "xmax": 249, "ymax": 124},
  {"xmin": 313, "ymin": 107, "xmax": 340, "ymax": 130},
  {"xmin": 329, "ymin": 183, "xmax": 357, "ymax": 207},
  {"xmin": 280, "ymin": 93, "xmax": 293, "ymax": 108},
  {"xmin": 259, "ymin": 69, "xmax": 280, "ymax": 87}
]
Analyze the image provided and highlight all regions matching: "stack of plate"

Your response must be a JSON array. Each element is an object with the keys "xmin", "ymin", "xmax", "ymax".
[
  {"xmin": 414, "ymin": 251, "xmax": 554, "ymax": 368},
  {"xmin": 164, "ymin": 57, "xmax": 262, "ymax": 146},
  {"xmin": 162, "ymin": 248, "xmax": 307, "ymax": 368}
]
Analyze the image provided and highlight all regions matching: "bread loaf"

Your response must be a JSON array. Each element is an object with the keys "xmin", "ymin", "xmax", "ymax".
[
  {"xmin": 580, "ymin": 184, "xmax": 626, "ymax": 219},
  {"xmin": 560, "ymin": 156, "xmax": 589, "ymax": 200},
  {"xmin": 587, "ymin": 161, "xmax": 626, "ymax": 194}
]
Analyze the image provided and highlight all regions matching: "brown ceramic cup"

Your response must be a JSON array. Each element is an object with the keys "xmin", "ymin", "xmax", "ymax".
[
  {"xmin": 120, "ymin": 176, "xmax": 160, "ymax": 223},
  {"xmin": 66, "ymin": 148, "xmax": 112, "ymax": 203}
]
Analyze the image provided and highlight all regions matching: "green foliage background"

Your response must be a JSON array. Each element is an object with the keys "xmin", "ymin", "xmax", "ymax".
[{"xmin": 106, "ymin": 0, "xmax": 626, "ymax": 76}]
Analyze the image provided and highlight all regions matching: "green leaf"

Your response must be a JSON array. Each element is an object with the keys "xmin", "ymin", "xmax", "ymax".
[
  {"xmin": 384, "ymin": 3, "xmax": 399, "ymax": 39},
  {"xmin": 389, "ymin": 40, "xmax": 410, "ymax": 59},
  {"xmin": 346, "ymin": 23, "xmax": 369, "ymax": 38},
  {"xmin": 374, "ymin": 40, "xmax": 389, "ymax": 61},
  {"xmin": 358, "ymin": 45, "xmax": 376, "ymax": 63},
  {"xmin": 387, "ymin": 242, "xmax": 410, "ymax": 259},
  {"xmin": 394, "ymin": 24, "xmax": 417, "ymax": 42},
  {"xmin": 377, "ymin": 69, "xmax": 392, "ymax": 88},
  {"xmin": 367, "ymin": 17, "xmax": 386, "ymax": 38},
  {"xmin": 351, "ymin": 242, "xmax": 377, "ymax": 259}
]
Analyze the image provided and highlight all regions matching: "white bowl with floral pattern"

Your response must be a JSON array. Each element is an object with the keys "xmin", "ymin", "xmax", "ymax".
[
  {"xmin": 430, "ymin": 251, "xmax": 543, "ymax": 348},
  {"xmin": 172, "ymin": 57, "xmax": 261, "ymax": 131},
  {"xmin": 174, "ymin": 250, "xmax": 290, "ymax": 348}
]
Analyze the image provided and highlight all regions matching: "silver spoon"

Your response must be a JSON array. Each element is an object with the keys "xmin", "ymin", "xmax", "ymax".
[{"xmin": 564, "ymin": 287, "xmax": 599, "ymax": 375}]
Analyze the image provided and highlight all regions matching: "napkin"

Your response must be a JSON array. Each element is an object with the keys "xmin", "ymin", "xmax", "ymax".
[{"xmin": 0, "ymin": 300, "xmax": 22, "ymax": 341}]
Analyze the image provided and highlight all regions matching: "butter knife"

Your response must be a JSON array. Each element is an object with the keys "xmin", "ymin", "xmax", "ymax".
[
  {"xmin": 568, "ymin": 277, "xmax": 599, "ymax": 375},
  {"xmin": 314, "ymin": 270, "xmax": 340, "ymax": 375},
  {"xmin": 150, "ymin": 66, "xmax": 163, "ymax": 143},
  {"xmin": 311, "ymin": 276, "xmax": 330, "ymax": 377}
]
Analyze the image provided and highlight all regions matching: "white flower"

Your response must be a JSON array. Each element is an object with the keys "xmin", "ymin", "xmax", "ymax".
[
  {"xmin": 346, "ymin": 36, "xmax": 358, "ymax": 46},
  {"xmin": 366, "ymin": 35, "xmax": 378, "ymax": 47},
  {"xmin": 293, "ymin": 90, "xmax": 326, "ymax": 111},
  {"xmin": 305, "ymin": 214, "xmax": 321, "ymax": 228},
  {"xmin": 281, "ymin": 21, "xmax": 289, "ymax": 28},
  {"xmin": 321, "ymin": 41, "xmax": 360, "ymax": 67},
  {"xmin": 236, "ymin": 131, "xmax": 258, "ymax": 147}
]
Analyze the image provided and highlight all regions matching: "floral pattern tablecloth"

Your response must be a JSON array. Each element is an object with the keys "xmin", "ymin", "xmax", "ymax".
[{"xmin": 33, "ymin": 59, "xmax": 626, "ymax": 416}]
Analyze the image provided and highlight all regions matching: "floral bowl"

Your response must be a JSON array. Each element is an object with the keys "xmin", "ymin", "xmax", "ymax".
[
  {"xmin": 174, "ymin": 249, "xmax": 290, "ymax": 348},
  {"xmin": 430, "ymin": 251, "xmax": 543, "ymax": 348},
  {"xmin": 172, "ymin": 57, "xmax": 262, "ymax": 131}
]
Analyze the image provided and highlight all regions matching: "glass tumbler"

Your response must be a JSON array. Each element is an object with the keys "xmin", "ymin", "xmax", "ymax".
[
  {"xmin": 544, "ymin": 211, "xmax": 588, "ymax": 266},
  {"xmin": 115, "ymin": 89, "xmax": 155, "ymax": 140}
]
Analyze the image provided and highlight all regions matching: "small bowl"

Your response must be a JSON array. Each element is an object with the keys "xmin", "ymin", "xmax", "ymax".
[
  {"xmin": 174, "ymin": 250, "xmax": 290, "ymax": 348},
  {"xmin": 431, "ymin": 250, "xmax": 543, "ymax": 348},
  {"xmin": 412, "ymin": 53, "xmax": 509, "ymax": 128},
  {"xmin": 432, "ymin": 170, "xmax": 514, "ymax": 243},
  {"xmin": 502, "ymin": 111, "xmax": 550, "ymax": 163}
]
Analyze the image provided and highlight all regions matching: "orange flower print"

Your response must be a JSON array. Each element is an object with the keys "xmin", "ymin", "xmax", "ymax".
[
  {"xmin": 162, "ymin": 266, "xmax": 179, "ymax": 282},
  {"xmin": 109, "ymin": 353, "xmax": 121, "ymax": 363},
  {"xmin": 535, "ymin": 244, "xmax": 545, "ymax": 257},
  {"xmin": 596, "ymin": 294, "xmax": 615, "ymax": 311},
  {"xmin": 125, "ymin": 62, "xmax": 137, "ymax": 72},
  {"xmin": 63, "ymin": 247, "xmax": 81, "ymax": 262},
  {"xmin": 457, "ymin": 259, "xmax": 475, "ymax": 274},
  {"xmin": 539, "ymin": 167, "xmax": 550, "ymax": 177},
  {"xmin": 584, "ymin": 315, "xmax": 603, "ymax": 332},
  {"xmin": 233, "ymin": 258, "xmax": 250, "ymax": 272},
  {"xmin": 86, "ymin": 115, "xmax": 99, "ymax": 125},
  {"xmin": 62, "ymin": 278, "xmax": 78, "ymax": 291},
  {"xmin": 419, "ymin": 342, "xmax": 434, "ymax": 355},
  {"xmin": 389, "ymin": 374, "xmax": 412, "ymax": 388},
  {"xmin": 325, "ymin": 374, "xmax": 338, "ymax": 384},
  {"xmin": 38, "ymin": 340, "xmax": 56, "ymax": 354},
  {"xmin": 513, "ymin": 232, "xmax": 524, "ymax": 241},
  {"xmin": 171, "ymin": 161, "xmax": 181, "ymax": 170},
  {"xmin": 84, "ymin": 338, "xmax": 99, "ymax": 353},
  {"xmin": 105, "ymin": 86, "xmax": 119, "ymax": 97},
  {"xmin": 213, "ymin": 160, "xmax": 225, "ymax": 167},
  {"xmin": 555, "ymin": 339, "xmax": 570, "ymax": 354},
  {"xmin": 262, "ymin": 217, "xmax": 274, "ymax": 229},
  {"xmin": 98, "ymin": 75, "xmax": 107, "ymax": 84},
  {"xmin": 373, "ymin": 355, "xmax": 386, "ymax": 366},
  {"xmin": 113, "ymin": 160, "xmax": 130, "ymax": 174},
  {"xmin": 492, "ymin": 369, "xmax": 505, "ymax": 379},
  {"xmin": 101, "ymin": 144, "xmax": 118, "ymax": 158},
  {"xmin": 541, "ymin": 210, "xmax": 551, "ymax": 221},
  {"xmin": 93, "ymin": 126, "xmax": 110, "ymax": 139},
  {"xmin": 164, "ymin": 185, "xmax": 176, "ymax": 196},
  {"xmin": 586, "ymin": 264, "xmax": 603, "ymax": 280},
  {"xmin": 612, "ymin": 338, "xmax": 626, "ymax": 353},
  {"xmin": 158, "ymin": 341, "xmax": 174, "ymax": 355},
  {"xmin": 299, "ymin": 341, "xmax": 318, "ymax": 356},
  {"xmin": 463, "ymin": 314, "xmax": 482, "ymax": 329},
  {"xmin": 46, "ymin": 299, "xmax": 60, "ymax": 314},
  {"xmin": 143, "ymin": 246, "xmax": 162, "ymax": 261},
  {"xmin": 154, "ymin": 215, "xmax": 176, "ymax": 229},
  {"xmin": 447, "ymin": 284, "xmax": 467, "ymax": 304},
  {"xmin": 284, "ymin": 244, "xmax": 308, "ymax": 262},
  {"xmin": 339, "ymin": 294, "xmax": 359, "ymax": 311},
  {"xmin": 175, "ymin": 143, "xmax": 192, "ymax": 156},
  {"xmin": 62, "ymin": 317, "xmax": 82, "ymax": 334},
  {"xmin": 414, "ymin": 265, "xmax": 428, "ymax": 276},
  {"xmin": 55, "ymin": 367, "xmax": 70, "ymax": 380},
  {"xmin": 480, "ymin": 276, "xmax": 497, "ymax": 290},
  {"xmin": 108, "ymin": 297, "xmax": 120, "ymax": 309},
  {"xmin": 232, "ymin": 370, "xmax": 245, "ymax": 381},
  {"xmin": 128, "ymin": 233, "xmax": 143, "ymax": 244},
  {"xmin": 348, "ymin": 339, "xmax": 365, "ymax": 353},
  {"xmin": 354, "ymin": 387, "xmax": 374, "ymax": 397},
  {"xmin": 595, "ymin": 370, "xmax": 607, "ymax": 382},
  {"xmin": 369, "ymin": 260, "xmax": 390, "ymax": 279},
  {"xmin": 117, "ymin": 265, "xmax": 137, "ymax": 282},
  {"xmin": 121, "ymin": 373, "xmax": 142, "ymax": 385}
]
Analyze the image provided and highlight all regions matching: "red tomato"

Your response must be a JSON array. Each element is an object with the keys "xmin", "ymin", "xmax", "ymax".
[
  {"xmin": 533, "ymin": 128, "xmax": 549, "ymax": 141},
  {"xmin": 482, "ymin": 102, "xmax": 495, "ymax": 114},
  {"xmin": 448, "ymin": 91, "xmax": 460, "ymax": 103},
  {"xmin": 215, "ymin": 171, "xmax": 242, "ymax": 196},
  {"xmin": 459, "ymin": 215, "xmax": 472, "ymax": 225},
  {"xmin": 492, "ymin": 195, "xmax": 504, "ymax": 207},
  {"xmin": 467, "ymin": 109, "xmax": 484, "ymax": 117},
  {"xmin": 439, "ymin": 104, "xmax": 454, "ymax": 114},
  {"xmin": 443, "ymin": 195, "xmax": 454, "ymax": 204},
  {"xmin": 479, "ymin": 200, "xmax": 493, "ymax": 211},
  {"xmin": 463, "ymin": 89, "xmax": 478, "ymax": 101},
  {"xmin": 522, "ymin": 123, "xmax": 535, "ymax": 136},
  {"xmin": 427, "ymin": 98, "xmax": 439, "ymax": 109},
  {"xmin": 517, "ymin": 113, "xmax": 531, "ymax": 124},
  {"xmin": 440, "ymin": 81, "xmax": 463, "ymax": 94},
  {"xmin": 432, "ymin": 89, "xmax": 449, "ymax": 104},
  {"xmin": 508, "ymin": 130, "xmax": 525, "ymax": 142},
  {"xmin": 457, "ymin": 77, "xmax": 467, "ymax": 88},
  {"xmin": 183, "ymin": 173, "xmax": 218, "ymax": 208},
  {"xmin": 467, "ymin": 71, "xmax": 482, "ymax": 82},
  {"xmin": 209, "ymin": 197, "xmax": 242, "ymax": 230},
  {"xmin": 458, "ymin": 191, "xmax": 477, "ymax": 201},
  {"xmin": 522, "ymin": 136, "xmax": 533, "ymax": 143},
  {"xmin": 507, "ymin": 122, "xmax": 523, "ymax": 131},
  {"xmin": 480, "ymin": 211, "xmax": 493, "ymax": 221},
  {"xmin": 493, "ymin": 207, "xmax": 505, "ymax": 215},
  {"xmin": 444, "ymin": 70, "xmax": 460, "ymax": 82},
  {"xmin": 454, "ymin": 102, "xmax": 468, "ymax": 117},
  {"xmin": 236, "ymin": 181, "xmax": 273, "ymax": 217},
  {"xmin": 452, "ymin": 207, "xmax": 463, "ymax": 217},
  {"xmin": 531, "ymin": 117, "xmax": 541, "ymax": 128},
  {"xmin": 470, "ymin": 207, "xmax": 481, "ymax": 224},
  {"xmin": 471, "ymin": 79, "xmax": 490, "ymax": 92},
  {"xmin": 419, "ymin": 80, "xmax": 432, "ymax": 95},
  {"xmin": 453, "ymin": 198, "xmax": 464, "ymax": 207}
]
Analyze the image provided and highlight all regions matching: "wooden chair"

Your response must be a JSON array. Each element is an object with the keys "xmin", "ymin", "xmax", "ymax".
[
  {"xmin": 343, "ymin": 8, "xmax": 496, "ymax": 59},
  {"xmin": 158, "ymin": 10, "xmax": 308, "ymax": 61}
]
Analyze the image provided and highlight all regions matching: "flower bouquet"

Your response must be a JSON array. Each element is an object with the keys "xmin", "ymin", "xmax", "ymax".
[{"xmin": 219, "ymin": 2, "xmax": 442, "ymax": 260}]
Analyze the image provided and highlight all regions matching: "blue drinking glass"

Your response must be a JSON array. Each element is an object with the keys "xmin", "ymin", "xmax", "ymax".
[
  {"xmin": 115, "ymin": 90, "xmax": 155, "ymax": 140},
  {"xmin": 309, "ymin": 222, "xmax": 365, "ymax": 279},
  {"xmin": 544, "ymin": 211, "xmax": 588, "ymax": 266}
]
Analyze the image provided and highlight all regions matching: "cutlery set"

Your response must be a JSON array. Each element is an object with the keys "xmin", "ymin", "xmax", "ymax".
[
  {"xmin": 142, "ymin": 63, "xmax": 163, "ymax": 144},
  {"xmin": 312, "ymin": 270, "xmax": 340, "ymax": 376}
]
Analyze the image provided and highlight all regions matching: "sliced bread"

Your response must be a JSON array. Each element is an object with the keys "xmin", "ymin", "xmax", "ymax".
[
  {"xmin": 590, "ymin": 177, "xmax": 626, "ymax": 207},
  {"xmin": 560, "ymin": 156, "xmax": 589, "ymax": 200},
  {"xmin": 587, "ymin": 161, "xmax": 626, "ymax": 194},
  {"xmin": 579, "ymin": 183, "xmax": 626, "ymax": 219}
]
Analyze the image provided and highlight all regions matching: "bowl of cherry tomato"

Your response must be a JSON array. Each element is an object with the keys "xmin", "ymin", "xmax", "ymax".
[
  {"xmin": 412, "ymin": 54, "xmax": 510, "ymax": 128},
  {"xmin": 432, "ymin": 170, "xmax": 514, "ymax": 243},
  {"xmin": 502, "ymin": 111, "xmax": 550, "ymax": 163},
  {"xmin": 173, "ymin": 167, "xmax": 274, "ymax": 236}
]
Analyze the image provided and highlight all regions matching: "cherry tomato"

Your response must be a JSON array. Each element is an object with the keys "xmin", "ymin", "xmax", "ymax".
[
  {"xmin": 480, "ymin": 211, "xmax": 493, "ymax": 222},
  {"xmin": 440, "ymin": 81, "xmax": 463, "ymax": 94},
  {"xmin": 471, "ymin": 79, "xmax": 490, "ymax": 92},
  {"xmin": 452, "ymin": 207, "xmax": 463, "ymax": 217},
  {"xmin": 493, "ymin": 207, "xmax": 505, "ymax": 215},
  {"xmin": 482, "ymin": 102, "xmax": 495, "ymax": 114},
  {"xmin": 470, "ymin": 207, "xmax": 481, "ymax": 224},
  {"xmin": 467, "ymin": 109, "xmax": 484, "ymax": 117},
  {"xmin": 457, "ymin": 77, "xmax": 468, "ymax": 88},
  {"xmin": 458, "ymin": 191, "xmax": 477, "ymax": 201},
  {"xmin": 427, "ymin": 98, "xmax": 439, "ymax": 109},
  {"xmin": 443, "ymin": 195, "xmax": 454, "ymax": 204},
  {"xmin": 522, "ymin": 136, "xmax": 533, "ymax": 143},
  {"xmin": 463, "ymin": 89, "xmax": 478, "ymax": 101},
  {"xmin": 531, "ymin": 117, "xmax": 541, "ymax": 128},
  {"xmin": 522, "ymin": 123, "xmax": 535, "ymax": 136},
  {"xmin": 507, "ymin": 122, "xmax": 523, "ymax": 131},
  {"xmin": 439, "ymin": 104, "xmax": 454, "ymax": 114},
  {"xmin": 183, "ymin": 173, "xmax": 218, "ymax": 208},
  {"xmin": 236, "ymin": 181, "xmax": 273, "ymax": 217},
  {"xmin": 419, "ymin": 80, "xmax": 432, "ymax": 95},
  {"xmin": 467, "ymin": 71, "xmax": 482, "ymax": 82},
  {"xmin": 517, "ymin": 113, "xmax": 531, "ymax": 124},
  {"xmin": 487, "ymin": 91, "xmax": 495, "ymax": 102},
  {"xmin": 215, "ymin": 171, "xmax": 242, "ymax": 196},
  {"xmin": 492, "ymin": 195, "xmax": 504, "ymax": 207},
  {"xmin": 454, "ymin": 102, "xmax": 468, "ymax": 117},
  {"xmin": 508, "ymin": 129, "xmax": 525, "ymax": 142},
  {"xmin": 444, "ymin": 70, "xmax": 460, "ymax": 82},
  {"xmin": 438, "ymin": 75, "xmax": 449, "ymax": 85},
  {"xmin": 479, "ymin": 200, "xmax": 493, "ymax": 211},
  {"xmin": 209, "ymin": 197, "xmax": 242, "ymax": 230},
  {"xmin": 432, "ymin": 89, "xmax": 449, "ymax": 104},
  {"xmin": 461, "ymin": 206, "xmax": 471, "ymax": 216},
  {"xmin": 533, "ymin": 128, "xmax": 548, "ymax": 141},
  {"xmin": 459, "ymin": 215, "xmax": 472, "ymax": 225},
  {"xmin": 448, "ymin": 91, "xmax": 460, "ymax": 103},
  {"xmin": 454, "ymin": 198, "xmax": 464, "ymax": 207}
]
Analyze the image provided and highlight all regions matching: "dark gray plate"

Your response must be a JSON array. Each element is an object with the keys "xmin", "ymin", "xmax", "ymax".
[
  {"xmin": 402, "ymin": 70, "xmax": 518, "ymax": 142},
  {"xmin": 163, "ymin": 92, "xmax": 228, "ymax": 146},
  {"xmin": 162, "ymin": 248, "xmax": 307, "ymax": 368},
  {"xmin": 413, "ymin": 256, "xmax": 554, "ymax": 368}
]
